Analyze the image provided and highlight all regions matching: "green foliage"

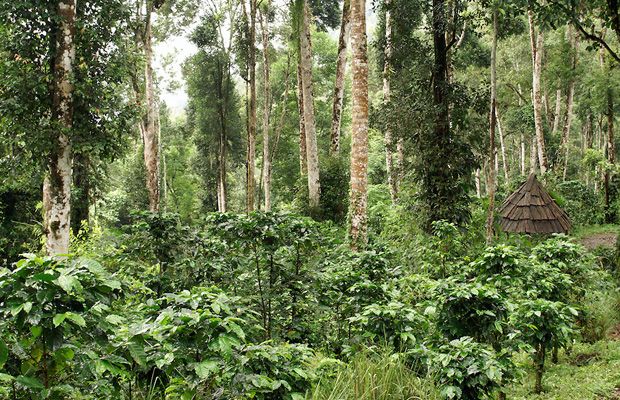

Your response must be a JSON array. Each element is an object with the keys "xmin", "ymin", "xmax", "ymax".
[
  {"xmin": 427, "ymin": 337, "xmax": 513, "ymax": 400},
  {"xmin": 0, "ymin": 255, "xmax": 121, "ymax": 398}
]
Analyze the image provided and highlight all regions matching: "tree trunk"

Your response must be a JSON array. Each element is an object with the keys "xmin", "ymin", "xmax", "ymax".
[
  {"xmin": 475, "ymin": 169, "xmax": 481, "ymax": 198},
  {"xmin": 383, "ymin": 0, "xmax": 397, "ymax": 203},
  {"xmin": 296, "ymin": 59, "xmax": 307, "ymax": 176},
  {"xmin": 299, "ymin": 0, "xmax": 321, "ymax": 209},
  {"xmin": 605, "ymin": 88, "xmax": 615, "ymax": 222},
  {"xmin": 486, "ymin": 9, "xmax": 498, "ymax": 244},
  {"xmin": 246, "ymin": 0, "xmax": 257, "ymax": 212},
  {"xmin": 260, "ymin": 10, "xmax": 272, "ymax": 211},
  {"xmin": 530, "ymin": 136, "xmax": 537, "ymax": 173},
  {"xmin": 144, "ymin": 6, "xmax": 160, "ymax": 212},
  {"xmin": 552, "ymin": 88, "xmax": 562, "ymax": 135},
  {"xmin": 496, "ymin": 106, "xmax": 509, "ymax": 181},
  {"xmin": 534, "ymin": 343, "xmax": 546, "ymax": 394},
  {"xmin": 330, "ymin": 0, "xmax": 350, "ymax": 155},
  {"xmin": 561, "ymin": 26, "xmax": 578, "ymax": 180},
  {"xmin": 44, "ymin": 0, "xmax": 76, "ymax": 255},
  {"xmin": 349, "ymin": 0, "xmax": 369, "ymax": 251},
  {"xmin": 528, "ymin": 11, "xmax": 548, "ymax": 173}
]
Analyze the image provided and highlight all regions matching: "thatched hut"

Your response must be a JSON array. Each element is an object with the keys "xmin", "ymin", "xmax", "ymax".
[{"xmin": 498, "ymin": 174, "xmax": 571, "ymax": 234}]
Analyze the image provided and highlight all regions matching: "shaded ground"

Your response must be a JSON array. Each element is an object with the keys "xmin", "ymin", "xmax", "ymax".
[{"xmin": 580, "ymin": 232, "xmax": 618, "ymax": 250}]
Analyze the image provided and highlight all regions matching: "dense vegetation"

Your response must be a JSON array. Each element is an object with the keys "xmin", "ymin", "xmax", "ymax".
[{"xmin": 1, "ymin": 0, "xmax": 620, "ymax": 399}]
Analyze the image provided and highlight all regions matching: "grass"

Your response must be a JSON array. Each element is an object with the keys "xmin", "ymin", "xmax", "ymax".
[
  {"xmin": 307, "ymin": 352, "xmax": 440, "ymax": 400},
  {"xmin": 507, "ymin": 340, "xmax": 620, "ymax": 400},
  {"xmin": 573, "ymin": 224, "xmax": 620, "ymax": 240}
]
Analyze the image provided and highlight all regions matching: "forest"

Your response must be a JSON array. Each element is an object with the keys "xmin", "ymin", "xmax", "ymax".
[{"xmin": 1, "ymin": 0, "xmax": 620, "ymax": 399}]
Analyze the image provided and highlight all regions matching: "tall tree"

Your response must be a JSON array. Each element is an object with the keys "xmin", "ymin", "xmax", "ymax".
[
  {"xmin": 560, "ymin": 26, "xmax": 578, "ymax": 179},
  {"xmin": 349, "ymin": 0, "xmax": 369, "ymax": 250},
  {"xmin": 329, "ymin": 0, "xmax": 350, "ymax": 154},
  {"xmin": 299, "ymin": 0, "xmax": 321, "ymax": 209},
  {"xmin": 486, "ymin": 7, "xmax": 498, "ymax": 244},
  {"xmin": 260, "ymin": 7, "xmax": 272, "ymax": 211},
  {"xmin": 142, "ymin": 0, "xmax": 164, "ymax": 212},
  {"xmin": 383, "ymin": 0, "xmax": 398, "ymax": 203},
  {"xmin": 43, "ymin": 0, "xmax": 77, "ymax": 255},
  {"xmin": 246, "ymin": 0, "xmax": 258, "ymax": 212},
  {"xmin": 528, "ymin": 10, "xmax": 548, "ymax": 173}
]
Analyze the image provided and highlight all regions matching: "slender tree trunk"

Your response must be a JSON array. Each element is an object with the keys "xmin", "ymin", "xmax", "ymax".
[
  {"xmin": 299, "ymin": 0, "xmax": 321, "ymax": 209},
  {"xmin": 475, "ymin": 169, "xmax": 481, "ymax": 198},
  {"xmin": 552, "ymin": 88, "xmax": 562, "ymax": 135},
  {"xmin": 246, "ymin": 0, "xmax": 257, "ymax": 212},
  {"xmin": 296, "ymin": 59, "xmax": 307, "ymax": 176},
  {"xmin": 605, "ymin": 88, "xmax": 615, "ymax": 222},
  {"xmin": 530, "ymin": 136, "xmax": 537, "ymax": 173},
  {"xmin": 561, "ymin": 26, "xmax": 578, "ymax": 180},
  {"xmin": 44, "ymin": 0, "xmax": 76, "ymax": 255},
  {"xmin": 260, "ymin": 10, "xmax": 272, "ymax": 211},
  {"xmin": 486, "ymin": 9, "xmax": 498, "ymax": 244},
  {"xmin": 496, "ymin": 106, "xmax": 509, "ymax": 181},
  {"xmin": 528, "ymin": 11, "xmax": 548, "ymax": 173},
  {"xmin": 143, "ymin": 6, "xmax": 160, "ymax": 212},
  {"xmin": 383, "ymin": 0, "xmax": 397, "ymax": 203},
  {"xmin": 349, "ymin": 0, "xmax": 369, "ymax": 251},
  {"xmin": 330, "ymin": 0, "xmax": 350, "ymax": 155},
  {"xmin": 534, "ymin": 344, "xmax": 546, "ymax": 394}
]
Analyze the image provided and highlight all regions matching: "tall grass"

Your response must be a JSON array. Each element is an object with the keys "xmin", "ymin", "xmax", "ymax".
[{"xmin": 307, "ymin": 352, "xmax": 439, "ymax": 400}]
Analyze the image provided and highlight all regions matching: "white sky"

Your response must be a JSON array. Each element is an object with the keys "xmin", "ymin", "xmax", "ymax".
[{"xmin": 154, "ymin": 6, "xmax": 377, "ymax": 117}]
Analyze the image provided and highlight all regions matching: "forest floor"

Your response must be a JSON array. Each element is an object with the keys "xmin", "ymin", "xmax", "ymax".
[
  {"xmin": 508, "ymin": 339, "xmax": 620, "ymax": 400},
  {"xmin": 575, "ymin": 225, "xmax": 620, "ymax": 250}
]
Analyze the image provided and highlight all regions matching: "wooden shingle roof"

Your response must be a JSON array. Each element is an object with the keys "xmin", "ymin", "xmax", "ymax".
[{"xmin": 498, "ymin": 174, "xmax": 571, "ymax": 234}]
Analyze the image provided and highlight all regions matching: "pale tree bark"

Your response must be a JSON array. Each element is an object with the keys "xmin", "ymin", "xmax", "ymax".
[
  {"xmin": 299, "ymin": 0, "xmax": 321, "ymax": 209},
  {"xmin": 486, "ymin": 9, "xmax": 498, "ymax": 244},
  {"xmin": 561, "ymin": 26, "xmax": 578, "ymax": 180},
  {"xmin": 260, "ymin": 10, "xmax": 272, "ymax": 211},
  {"xmin": 517, "ymin": 83, "xmax": 526, "ymax": 176},
  {"xmin": 475, "ymin": 169, "xmax": 481, "ymax": 198},
  {"xmin": 330, "ymin": 0, "xmax": 350, "ymax": 154},
  {"xmin": 143, "ymin": 5, "xmax": 160, "ymax": 212},
  {"xmin": 383, "ymin": 0, "xmax": 397, "ymax": 203},
  {"xmin": 552, "ymin": 88, "xmax": 562, "ymax": 135},
  {"xmin": 296, "ymin": 60, "xmax": 307, "ymax": 175},
  {"xmin": 44, "ymin": 0, "xmax": 77, "ymax": 255},
  {"xmin": 528, "ymin": 11, "xmax": 548, "ymax": 173},
  {"xmin": 246, "ymin": 0, "xmax": 258, "ymax": 212},
  {"xmin": 530, "ymin": 137, "xmax": 537, "ymax": 173},
  {"xmin": 496, "ymin": 106, "xmax": 509, "ymax": 181},
  {"xmin": 349, "ymin": 0, "xmax": 369, "ymax": 251}
]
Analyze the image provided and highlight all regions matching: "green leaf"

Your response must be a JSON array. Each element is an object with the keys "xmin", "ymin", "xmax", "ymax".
[
  {"xmin": 194, "ymin": 360, "xmax": 218, "ymax": 379},
  {"xmin": 0, "ymin": 373, "xmax": 14, "ymax": 383},
  {"xmin": 53, "ymin": 314, "xmax": 67, "ymax": 327},
  {"xmin": 30, "ymin": 326, "xmax": 42, "ymax": 338},
  {"xmin": 55, "ymin": 274, "xmax": 82, "ymax": 293},
  {"xmin": 16, "ymin": 375, "xmax": 44, "ymax": 390},
  {"xmin": 128, "ymin": 339, "xmax": 147, "ymax": 367},
  {"xmin": 0, "ymin": 340, "xmax": 8, "ymax": 369},
  {"xmin": 65, "ymin": 312, "xmax": 86, "ymax": 327}
]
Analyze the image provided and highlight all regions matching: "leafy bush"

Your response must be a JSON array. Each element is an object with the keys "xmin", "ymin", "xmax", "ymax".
[
  {"xmin": 554, "ymin": 180, "xmax": 603, "ymax": 226},
  {"xmin": 427, "ymin": 337, "xmax": 513, "ymax": 400},
  {"xmin": 0, "ymin": 255, "xmax": 121, "ymax": 398}
]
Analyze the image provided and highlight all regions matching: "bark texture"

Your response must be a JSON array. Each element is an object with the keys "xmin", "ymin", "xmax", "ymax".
[
  {"xmin": 383, "ymin": 0, "xmax": 397, "ymax": 203},
  {"xmin": 329, "ymin": 0, "xmax": 350, "ymax": 154},
  {"xmin": 260, "ymin": 11, "xmax": 272, "ymax": 211},
  {"xmin": 349, "ymin": 0, "xmax": 369, "ymax": 251},
  {"xmin": 486, "ymin": 9, "xmax": 498, "ymax": 244},
  {"xmin": 561, "ymin": 26, "xmax": 578, "ymax": 180},
  {"xmin": 45, "ymin": 0, "xmax": 77, "ymax": 255},
  {"xmin": 296, "ymin": 60, "xmax": 307, "ymax": 176},
  {"xmin": 299, "ymin": 0, "xmax": 320, "ymax": 209},
  {"xmin": 528, "ymin": 11, "xmax": 548, "ymax": 173},
  {"xmin": 144, "ymin": 6, "xmax": 160, "ymax": 212},
  {"xmin": 246, "ymin": 0, "xmax": 258, "ymax": 212}
]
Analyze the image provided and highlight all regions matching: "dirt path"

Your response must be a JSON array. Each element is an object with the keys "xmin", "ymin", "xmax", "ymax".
[{"xmin": 579, "ymin": 232, "xmax": 618, "ymax": 250}]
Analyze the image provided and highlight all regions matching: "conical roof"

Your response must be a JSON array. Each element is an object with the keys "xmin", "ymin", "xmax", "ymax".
[{"xmin": 498, "ymin": 174, "xmax": 571, "ymax": 234}]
